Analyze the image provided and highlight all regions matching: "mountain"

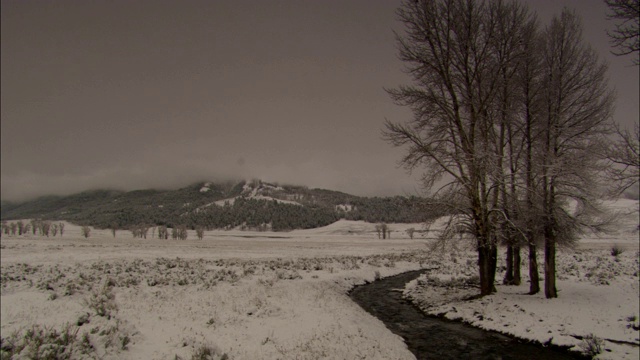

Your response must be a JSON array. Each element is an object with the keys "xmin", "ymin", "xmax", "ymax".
[{"xmin": 0, "ymin": 180, "xmax": 431, "ymax": 231}]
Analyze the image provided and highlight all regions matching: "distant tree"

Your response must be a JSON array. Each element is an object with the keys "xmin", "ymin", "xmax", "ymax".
[
  {"xmin": 30, "ymin": 220, "xmax": 39, "ymax": 235},
  {"xmin": 605, "ymin": 0, "xmax": 639, "ymax": 65},
  {"xmin": 24, "ymin": 224, "xmax": 31, "ymax": 236},
  {"xmin": 196, "ymin": 226, "xmax": 205, "ymax": 240},
  {"xmin": 111, "ymin": 223, "xmax": 117, "ymax": 238},
  {"xmin": 406, "ymin": 227, "xmax": 415, "ymax": 239},
  {"xmin": 1, "ymin": 221, "xmax": 7, "ymax": 236},
  {"xmin": 17, "ymin": 220, "xmax": 25, "ymax": 235},
  {"xmin": 374, "ymin": 224, "xmax": 382, "ymax": 239},
  {"xmin": 40, "ymin": 221, "xmax": 51, "ymax": 237},
  {"xmin": 171, "ymin": 227, "xmax": 178, "ymax": 240},
  {"xmin": 81, "ymin": 225, "xmax": 91, "ymax": 238},
  {"xmin": 10, "ymin": 222, "xmax": 17, "ymax": 236},
  {"xmin": 158, "ymin": 226, "xmax": 168, "ymax": 240},
  {"xmin": 380, "ymin": 223, "xmax": 388, "ymax": 240},
  {"xmin": 178, "ymin": 225, "xmax": 188, "ymax": 240},
  {"xmin": 141, "ymin": 225, "xmax": 149, "ymax": 239},
  {"xmin": 58, "ymin": 222, "xmax": 65, "ymax": 236},
  {"xmin": 51, "ymin": 223, "xmax": 59, "ymax": 237}
]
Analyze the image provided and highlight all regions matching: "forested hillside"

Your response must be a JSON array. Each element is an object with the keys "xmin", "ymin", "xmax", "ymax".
[{"xmin": 1, "ymin": 180, "xmax": 432, "ymax": 231}]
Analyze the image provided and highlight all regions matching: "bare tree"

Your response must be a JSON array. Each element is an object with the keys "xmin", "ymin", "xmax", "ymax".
[
  {"xmin": 406, "ymin": 227, "xmax": 415, "ymax": 239},
  {"xmin": 515, "ymin": 18, "xmax": 545, "ymax": 294},
  {"xmin": 158, "ymin": 226, "xmax": 168, "ymax": 240},
  {"xmin": 58, "ymin": 222, "xmax": 65, "ymax": 236},
  {"xmin": 384, "ymin": 0, "xmax": 535, "ymax": 296},
  {"xmin": 51, "ymin": 223, "xmax": 59, "ymax": 237},
  {"xmin": 538, "ymin": 9, "xmax": 615, "ymax": 298},
  {"xmin": 178, "ymin": 225, "xmax": 188, "ymax": 240},
  {"xmin": 40, "ymin": 221, "xmax": 51, "ymax": 237},
  {"xmin": 379, "ymin": 223, "xmax": 388, "ymax": 240},
  {"xmin": 605, "ymin": 0, "xmax": 640, "ymax": 65},
  {"xmin": 30, "ymin": 220, "xmax": 39, "ymax": 235},
  {"xmin": 196, "ymin": 226, "xmax": 205, "ymax": 240},
  {"xmin": 81, "ymin": 225, "xmax": 91, "ymax": 238},
  {"xmin": 17, "ymin": 220, "xmax": 25, "ymax": 235}
]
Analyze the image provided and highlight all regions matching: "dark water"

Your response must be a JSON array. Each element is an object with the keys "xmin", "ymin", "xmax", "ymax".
[{"xmin": 349, "ymin": 270, "xmax": 585, "ymax": 360}]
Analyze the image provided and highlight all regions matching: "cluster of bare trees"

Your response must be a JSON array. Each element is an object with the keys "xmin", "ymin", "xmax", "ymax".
[
  {"xmin": 1, "ymin": 220, "xmax": 65, "ymax": 238},
  {"xmin": 385, "ymin": 0, "xmax": 616, "ymax": 298},
  {"xmin": 106, "ymin": 224, "xmax": 195, "ymax": 240},
  {"xmin": 375, "ymin": 223, "xmax": 392, "ymax": 239},
  {"xmin": 129, "ymin": 224, "xmax": 151, "ymax": 239},
  {"xmin": 171, "ymin": 225, "xmax": 188, "ymax": 240}
]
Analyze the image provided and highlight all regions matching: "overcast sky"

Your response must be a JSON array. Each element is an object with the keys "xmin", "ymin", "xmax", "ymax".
[{"xmin": 2, "ymin": 0, "xmax": 638, "ymax": 202}]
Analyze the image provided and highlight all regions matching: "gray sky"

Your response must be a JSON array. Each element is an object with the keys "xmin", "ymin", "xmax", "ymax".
[{"xmin": 2, "ymin": 0, "xmax": 638, "ymax": 202}]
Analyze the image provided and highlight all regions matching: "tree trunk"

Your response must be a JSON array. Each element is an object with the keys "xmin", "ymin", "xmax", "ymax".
[
  {"xmin": 528, "ymin": 241, "xmax": 540, "ymax": 294},
  {"xmin": 513, "ymin": 245, "xmax": 521, "ymax": 285},
  {"xmin": 478, "ymin": 241, "xmax": 498, "ymax": 296},
  {"xmin": 544, "ymin": 231, "xmax": 557, "ymax": 298},
  {"xmin": 503, "ymin": 244, "xmax": 514, "ymax": 285}
]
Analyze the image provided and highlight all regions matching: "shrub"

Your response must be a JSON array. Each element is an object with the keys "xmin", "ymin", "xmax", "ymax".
[
  {"xmin": 611, "ymin": 245, "xmax": 624, "ymax": 257},
  {"xmin": 85, "ymin": 281, "xmax": 117, "ymax": 318},
  {"xmin": 0, "ymin": 324, "xmax": 84, "ymax": 360},
  {"xmin": 580, "ymin": 333, "xmax": 604, "ymax": 356},
  {"xmin": 191, "ymin": 344, "xmax": 228, "ymax": 360}
]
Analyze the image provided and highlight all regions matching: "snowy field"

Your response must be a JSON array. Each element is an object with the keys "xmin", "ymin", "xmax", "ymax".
[
  {"xmin": 1, "ymin": 221, "xmax": 429, "ymax": 359},
  {"xmin": 405, "ymin": 199, "xmax": 640, "ymax": 360},
  {"xmin": 0, "ymin": 199, "xmax": 638, "ymax": 359}
]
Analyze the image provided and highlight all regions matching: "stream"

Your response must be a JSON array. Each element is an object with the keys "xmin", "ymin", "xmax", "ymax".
[{"xmin": 349, "ymin": 269, "xmax": 585, "ymax": 360}]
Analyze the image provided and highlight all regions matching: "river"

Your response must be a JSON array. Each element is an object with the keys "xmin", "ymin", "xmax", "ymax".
[{"xmin": 349, "ymin": 269, "xmax": 586, "ymax": 359}]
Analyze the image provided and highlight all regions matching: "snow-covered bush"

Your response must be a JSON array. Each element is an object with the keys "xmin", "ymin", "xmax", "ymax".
[{"xmin": 580, "ymin": 333, "xmax": 604, "ymax": 357}]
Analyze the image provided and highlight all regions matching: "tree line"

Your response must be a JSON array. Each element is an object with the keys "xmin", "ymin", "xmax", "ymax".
[{"xmin": 1, "ymin": 220, "xmax": 65, "ymax": 237}]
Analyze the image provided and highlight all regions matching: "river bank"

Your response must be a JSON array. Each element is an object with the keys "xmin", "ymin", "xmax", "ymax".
[
  {"xmin": 404, "ymin": 247, "xmax": 639, "ymax": 360},
  {"xmin": 351, "ymin": 269, "xmax": 585, "ymax": 359}
]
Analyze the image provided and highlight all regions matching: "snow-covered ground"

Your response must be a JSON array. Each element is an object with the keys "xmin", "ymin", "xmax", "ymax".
[
  {"xmin": 405, "ymin": 199, "xmax": 640, "ymax": 359},
  {"xmin": 1, "ymin": 222, "xmax": 429, "ymax": 359},
  {"xmin": 0, "ymin": 199, "xmax": 637, "ymax": 359}
]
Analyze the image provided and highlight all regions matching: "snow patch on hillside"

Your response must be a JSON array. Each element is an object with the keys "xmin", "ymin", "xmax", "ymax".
[
  {"xmin": 212, "ymin": 195, "xmax": 301, "ymax": 207},
  {"xmin": 199, "ymin": 182, "xmax": 212, "ymax": 193}
]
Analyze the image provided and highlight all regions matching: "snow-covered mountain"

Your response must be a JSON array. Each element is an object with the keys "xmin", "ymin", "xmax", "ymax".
[{"xmin": 1, "ymin": 179, "xmax": 429, "ymax": 231}]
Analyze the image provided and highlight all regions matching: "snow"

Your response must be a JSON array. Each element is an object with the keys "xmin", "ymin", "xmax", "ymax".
[
  {"xmin": 336, "ymin": 204, "xmax": 354, "ymax": 212},
  {"xmin": 1, "ymin": 198, "xmax": 637, "ymax": 359},
  {"xmin": 404, "ymin": 198, "xmax": 640, "ymax": 359},
  {"xmin": 1, "ymin": 221, "xmax": 426, "ymax": 359},
  {"xmin": 290, "ymin": 220, "xmax": 429, "ymax": 238},
  {"xmin": 212, "ymin": 195, "xmax": 301, "ymax": 207}
]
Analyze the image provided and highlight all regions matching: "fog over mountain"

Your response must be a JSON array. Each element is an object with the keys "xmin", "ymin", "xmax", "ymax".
[{"xmin": 2, "ymin": 0, "xmax": 637, "ymax": 202}]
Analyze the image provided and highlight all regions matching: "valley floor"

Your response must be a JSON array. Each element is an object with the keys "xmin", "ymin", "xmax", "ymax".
[{"xmin": 1, "ymin": 204, "xmax": 638, "ymax": 359}]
